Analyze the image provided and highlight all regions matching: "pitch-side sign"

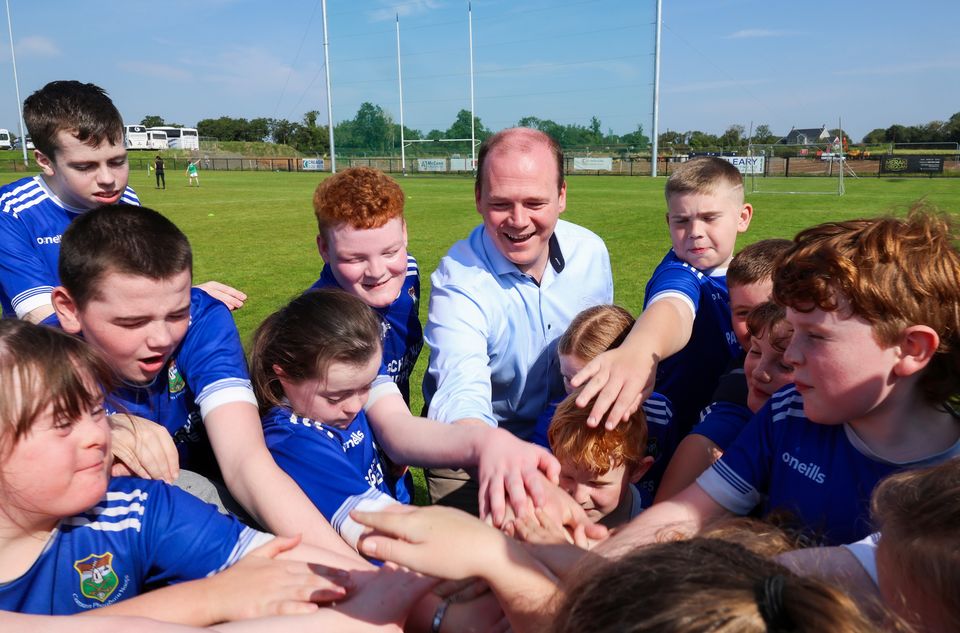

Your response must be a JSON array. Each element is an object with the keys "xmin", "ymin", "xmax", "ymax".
[
  {"xmin": 302, "ymin": 158, "xmax": 325, "ymax": 171},
  {"xmin": 418, "ymin": 158, "xmax": 446, "ymax": 172},
  {"xmin": 718, "ymin": 155, "xmax": 765, "ymax": 174},
  {"xmin": 573, "ymin": 157, "xmax": 613, "ymax": 171}
]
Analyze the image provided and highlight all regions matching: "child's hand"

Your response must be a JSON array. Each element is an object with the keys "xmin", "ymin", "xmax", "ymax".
[
  {"xmin": 109, "ymin": 413, "xmax": 180, "ymax": 483},
  {"xmin": 333, "ymin": 562, "xmax": 439, "ymax": 629},
  {"xmin": 475, "ymin": 427, "xmax": 561, "ymax": 527},
  {"xmin": 532, "ymin": 474, "xmax": 608, "ymax": 545},
  {"xmin": 570, "ymin": 345, "xmax": 656, "ymax": 430},
  {"xmin": 194, "ymin": 280, "xmax": 248, "ymax": 311},
  {"xmin": 211, "ymin": 535, "xmax": 354, "ymax": 621},
  {"xmin": 509, "ymin": 507, "xmax": 571, "ymax": 546},
  {"xmin": 352, "ymin": 505, "xmax": 501, "ymax": 581}
]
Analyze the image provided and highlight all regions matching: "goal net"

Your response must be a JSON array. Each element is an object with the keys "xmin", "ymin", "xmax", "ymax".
[{"xmin": 747, "ymin": 143, "xmax": 847, "ymax": 196}]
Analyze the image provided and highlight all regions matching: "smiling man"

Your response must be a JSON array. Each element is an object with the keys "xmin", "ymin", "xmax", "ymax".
[
  {"xmin": 0, "ymin": 81, "xmax": 139, "ymax": 324},
  {"xmin": 422, "ymin": 127, "xmax": 613, "ymax": 512}
]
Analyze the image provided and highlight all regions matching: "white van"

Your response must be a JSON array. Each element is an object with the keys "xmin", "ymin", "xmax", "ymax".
[
  {"xmin": 148, "ymin": 126, "xmax": 199, "ymax": 150},
  {"xmin": 146, "ymin": 129, "xmax": 169, "ymax": 150},
  {"xmin": 0, "ymin": 129, "xmax": 11, "ymax": 150},
  {"xmin": 124, "ymin": 124, "xmax": 149, "ymax": 150}
]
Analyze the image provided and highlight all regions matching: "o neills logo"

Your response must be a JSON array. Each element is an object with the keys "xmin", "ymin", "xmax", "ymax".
[{"xmin": 781, "ymin": 451, "xmax": 826, "ymax": 484}]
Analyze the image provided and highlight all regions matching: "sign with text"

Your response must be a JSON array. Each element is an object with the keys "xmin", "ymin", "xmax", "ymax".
[
  {"xmin": 301, "ymin": 158, "xmax": 325, "ymax": 171},
  {"xmin": 880, "ymin": 155, "xmax": 944, "ymax": 174},
  {"xmin": 718, "ymin": 155, "xmax": 765, "ymax": 174},
  {"xmin": 573, "ymin": 157, "xmax": 613, "ymax": 171},
  {"xmin": 449, "ymin": 158, "xmax": 477, "ymax": 172},
  {"xmin": 418, "ymin": 158, "xmax": 447, "ymax": 172}
]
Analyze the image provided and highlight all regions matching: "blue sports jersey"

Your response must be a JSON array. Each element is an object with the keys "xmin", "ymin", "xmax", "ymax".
[
  {"xmin": 105, "ymin": 289, "xmax": 257, "ymax": 477},
  {"xmin": 309, "ymin": 255, "xmax": 423, "ymax": 404},
  {"xmin": 531, "ymin": 393, "xmax": 676, "ymax": 509},
  {"xmin": 692, "ymin": 401, "xmax": 753, "ymax": 453},
  {"xmin": 644, "ymin": 250, "xmax": 740, "ymax": 436},
  {"xmin": 262, "ymin": 406, "xmax": 409, "ymax": 547},
  {"xmin": 0, "ymin": 175, "xmax": 139, "ymax": 318},
  {"xmin": 635, "ymin": 393, "xmax": 677, "ymax": 507},
  {"xmin": 697, "ymin": 386, "xmax": 960, "ymax": 545},
  {"xmin": 0, "ymin": 477, "xmax": 270, "ymax": 614}
]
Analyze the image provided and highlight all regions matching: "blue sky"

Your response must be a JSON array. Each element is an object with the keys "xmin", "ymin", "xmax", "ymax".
[{"xmin": 1, "ymin": 0, "xmax": 957, "ymax": 142}]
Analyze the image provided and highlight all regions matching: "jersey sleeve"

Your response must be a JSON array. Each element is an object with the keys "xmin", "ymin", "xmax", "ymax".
[
  {"xmin": 423, "ymin": 278, "xmax": 497, "ymax": 426},
  {"xmin": 691, "ymin": 401, "xmax": 753, "ymax": 452},
  {"xmin": 263, "ymin": 418, "xmax": 397, "ymax": 548},
  {"xmin": 696, "ymin": 401, "xmax": 776, "ymax": 515},
  {"xmin": 0, "ymin": 211, "xmax": 56, "ymax": 318},
  {"xmin": 179, "ymin": 290, "xmax": 257, "ymax": 418},
  {"xmin": 643, "ymin": 257, "xmax": 703, "ymax": 319},
  {"xmin": 137, "ymin": 480, "xmax": 273, "ymax": 585}
]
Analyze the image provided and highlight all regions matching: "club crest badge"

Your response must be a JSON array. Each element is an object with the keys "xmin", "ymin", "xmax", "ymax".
[
  {"xmin": 73, "ymin": 552, "xmax": 119, "ymax": 603},
  {"xmin": 168, "ymin": 361, "xmax": 185, "ymax": 394}
]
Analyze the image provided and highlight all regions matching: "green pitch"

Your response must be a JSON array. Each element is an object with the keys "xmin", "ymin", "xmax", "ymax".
[
  {"xmin": 2, "ymin": 167, "xmax": 957, "ymax": 420},
  {"xmin": 2, "ymin": 167, "xmax": 956, "ymax": 503}
]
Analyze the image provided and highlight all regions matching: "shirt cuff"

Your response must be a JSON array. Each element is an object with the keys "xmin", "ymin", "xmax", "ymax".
[{"xmin": 647, "ymin": 291, "xmax": 696, "ymax": 321}]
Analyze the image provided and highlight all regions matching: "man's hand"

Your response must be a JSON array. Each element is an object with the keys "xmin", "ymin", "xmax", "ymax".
[
  {"xmin": 570, "ymin": 345, "xmax": 656, "ymax": 430},
  {"xmin": 475, "ymin": 427, "xmax": 561, "ymax": 527},
  {"xmin": 195, "ymin": 281, "xmax": 247, "ymax": 311},
  {"xmin": 508, "ymin": 507, "xmax": 573, "ymax": 546},
  {"xmin": 109, "ymin": 413, "xmax": 180, "ymax": 483}
]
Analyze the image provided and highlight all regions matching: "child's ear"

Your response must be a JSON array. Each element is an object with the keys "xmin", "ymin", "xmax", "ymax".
[
  {"xmin": 34, "ymin": 149, "xmax": 56, "ymax": 177},
  {"xmin": 737, "ymin": 203, "xmax": 753, "ymax": 233},
  {"xmin": 316, "ymin": 232, "xmax": 329, "ymax": 261},
  {"xmin": 51, "ymin": 286, "xmax": 83, "ymax": 334},
  {"xmin": 629, "ymin": 456, "xmax": 656, "ymax": 484},
  {"xmin": 271, "ymin": 364, "xmax": 289, "ymax": 379},
  {"xmin": 894, "ymin": 325, "xmax": 940, "ymax": 377}
]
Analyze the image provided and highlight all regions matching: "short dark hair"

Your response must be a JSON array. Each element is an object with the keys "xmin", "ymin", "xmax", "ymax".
[
  {"xmin": 59, "ymin": 205, "xmax": 192, "ymax": 309},
  {"xmin": 250, "ymin": 288, "xmax": 382, "ymax": 415},
  {"xmin": 475, "ymin": 127, "xmax": 564, "ymax": 198},
  {"xmin": 727, "ymin": 239, "xmax": 793, "ymax": 289},
  {"xmin": 23, "ymin": 80, "xmax": 124, "ymax": 160},
  {"xmin": 665, "ymin": 156, "xmax": 744, "ymax": 203}
]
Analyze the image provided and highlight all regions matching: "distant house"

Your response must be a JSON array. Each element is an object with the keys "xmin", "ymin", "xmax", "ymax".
[{"xmin": 779, "ymin": 125, "xmax": 830, "ymax": 145}]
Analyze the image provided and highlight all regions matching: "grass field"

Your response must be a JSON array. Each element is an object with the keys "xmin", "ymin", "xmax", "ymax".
[{"xmin": 2, "ymin": 167, "xmax": 958, "ymax": 421}]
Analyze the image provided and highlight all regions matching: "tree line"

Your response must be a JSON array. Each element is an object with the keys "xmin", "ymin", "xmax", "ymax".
[
  {"xmin": 139, "ymin": 107, "xmax": 960, "ymax": 155},
  {"xmin": 140, "ymin": 103, "xmax": 649, "ymax": 155}
]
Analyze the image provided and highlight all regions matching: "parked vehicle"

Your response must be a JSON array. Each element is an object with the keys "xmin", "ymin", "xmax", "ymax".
[
  {"xmin": 0, "ymin": 129, "xmax": 11, "ymax": 150},
  {"xmin": 124, "ymin": 124, "xmax": 150, "ymax": 150},
  {"xmin": 147, "ymin": 129, "xmax": 169, "ymax": 150},
  {"xmin": 148, "ymin": 126, "xmax": 199, "ymax": 150}
]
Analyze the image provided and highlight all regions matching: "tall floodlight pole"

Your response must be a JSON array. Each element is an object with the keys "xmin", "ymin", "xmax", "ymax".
[
  {"xmin": 468, "ymin": 2, "xmax": 476, "ymax": 172},
  {"xmin": 321, "ymin": 0, "xmax": 336, "ymax": 173},
  {"xmin": 650, "ymin": 0, "xmax": 662, "ymax": 177},
  {"xmin": 396, "ymin": 14, "xmax": 406, "ymax": 176},
  {"xmin": 5, "ymin": 0, "xmax": 27, "ymax": 166}
]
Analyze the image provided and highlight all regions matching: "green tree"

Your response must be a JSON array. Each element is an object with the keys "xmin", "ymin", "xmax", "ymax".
[
  {"xmin": 268, "ymin": 118, "xmax": 299, "ymax": 145},
  {"xmin": 352, "ymin": 102, "xmax": 392, "ymax": 152},
  {"xmin": 140, "ymin": 115, "xmax": 165, "ymax": 128},
  {"xmin": 621, "ymin": 123, "xmax": 650, "ymax": 150},
  {"xmin": 862, "ymin": 128, "xmax": 887, "ymax": 144},
  {"xmin": 752, "ymin": 124, "xmax": 777, "ymax": 144},
  {"xmin": 719, "ymin": 124, "xmax": 745, "ymax": 149}
]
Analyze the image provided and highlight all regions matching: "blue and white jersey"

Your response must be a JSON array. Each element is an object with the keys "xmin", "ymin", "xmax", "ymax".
[
  {"xmin": 0, "ymin": 477, "xmax": 271, "ymax": 615},
  {"xmin": 309, "ymin": 254, "xmax": 423, "ymax": 405},
  {"xmin": 105, "ymin": 288, "xmax": 257, "ymax": 477},
  {"xmin": 0, "ymin": 175, "xmax": 139, "ymax": 318},
  {"xmin": 692, "ymin": 400, "xmax": 753, "ymax": 453},
  {"xmin": 643, "ymin": 250, "xmax": 740, "ymax": 435},
  {"xmin": 262, "ymin": 406, "xmax": 408, "ymax": 548},
  {"xmin": 697, "ymin": 386, "xmax": 960, "ymax": 545},
  {"xmin": 635, "ymin": 392, "xmax": 677, "ymax": 507}
]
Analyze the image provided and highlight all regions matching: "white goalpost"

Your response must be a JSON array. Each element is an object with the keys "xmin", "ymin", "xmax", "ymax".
[{"xmin": 747, "ymin": 119, "xmax": 854, "ymax": 196}]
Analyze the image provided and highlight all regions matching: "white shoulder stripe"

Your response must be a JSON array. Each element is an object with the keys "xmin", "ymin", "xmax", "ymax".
[
  {"xmin": 106, "ymin": 488, "xmax": 149, "ymax": 502},
  {"xmin": 63, "ymin": 517, "xmax": 143, "ymax": 532}
]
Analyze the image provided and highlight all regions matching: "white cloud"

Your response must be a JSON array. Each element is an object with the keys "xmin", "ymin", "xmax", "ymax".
[
  {"xmin": 368, "ymin": 0, "xmax": 444, "ymax": 22},
  {"xmin": 17, "ymin": 35, "xmax": 60, "ymax": 57},
  {"xmin": 118, "ymin": 61, "xmax": 193, "ymax": 82},
  {"xmin": 725, "ymin": 29, "xmax": 796, "ymax": 39}
]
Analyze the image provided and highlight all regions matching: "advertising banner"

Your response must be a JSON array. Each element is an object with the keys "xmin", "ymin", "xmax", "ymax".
[
  {"xmin": 718, "ymin": 155, "xmax": 765, "ymax": 174},
  {"xmin": 880, "ymin": 156, "xmax": 944, "ymax": 174},
  {"xmin": 573, "ymin": 157, "xmax": 613, "ymax": 171},
  {"xmin": 301, "ymin": 158, "xmax": 325, "ymax": 171},
  {"xmin": 418, "ymin": 158, "xmax": 447, "ymax": 172}
]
